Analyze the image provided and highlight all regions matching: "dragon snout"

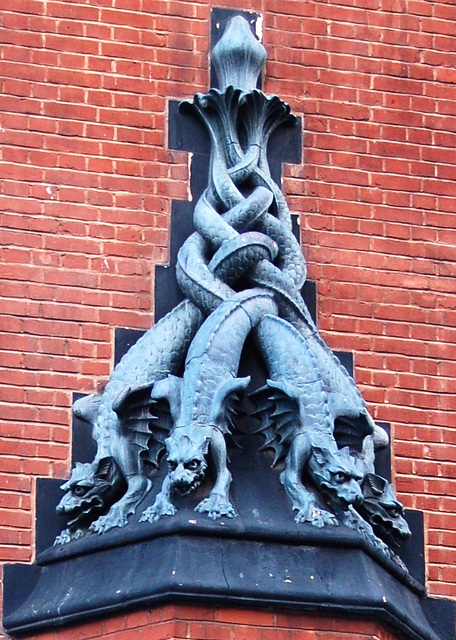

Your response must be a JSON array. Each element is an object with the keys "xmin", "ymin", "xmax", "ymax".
[
  {"xmin": 173, "ymin": 474, "xmax": 190, "ymax": 487},
  {"xmin": 353, "ymin": 491, "xmax": 364, "ymax": 507},
  {"xmin": 351, "ymin": 482, "xmax": 364, "ymax": 505},
  {"xmin": 401, "ymin": 522, "xmax": 412, "ymax": 540},
  {"xmin": 170, "ymin": 468, "xmax": 199, "ymax": 495},
  {"xmin": 56, "ymin": 494, "xmax": 73, "ymax": 515},
  {"xmin": 326, "ymin": 479, "xmax": 363, "ymax": 511}
]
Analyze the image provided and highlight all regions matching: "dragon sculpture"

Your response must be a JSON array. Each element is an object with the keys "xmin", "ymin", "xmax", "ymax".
[
  {"xmin": 357, "ymin": 472, "xmax": 411, "ymax": 548},
  {"xmin": 141, "ymin": 289, "xmax": 277, "ymax": 523},
  {"xmin": 55, "ymin": 15, "xmax": 410, "ymax": 572}
]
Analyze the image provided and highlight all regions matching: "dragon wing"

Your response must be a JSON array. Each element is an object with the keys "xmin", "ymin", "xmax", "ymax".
[
  {"xmin": 250, "ymin": 380, "xmax": 300, "ymax": 465},
  {"xmin": 333, "ymin": 413, "xmax": 375, "ymax": 454},
  {"xmin": 112, "ymin": 382, "xmax": 174, "ymax": 468},
  {"xmin": 209, "ymin": 376, "xmax": 250, "ymax": 437}
]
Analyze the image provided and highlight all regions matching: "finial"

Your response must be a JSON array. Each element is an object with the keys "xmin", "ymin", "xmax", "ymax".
[{"xmin": 211, "ymin": 15, "xmax": 266, "ymax": 92}]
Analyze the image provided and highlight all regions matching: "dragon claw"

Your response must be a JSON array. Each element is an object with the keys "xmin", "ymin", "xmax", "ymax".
[
  {"xmin": 53, "ymin": 528, "xmax": 85, "ymax": 545},
  {"xmin": 89, "ymin": 509, "xmax": 128, "ymax": 534},
  {"xmin": 294, "ymin": 505, "xmax": 339, "ymax": 528},
  {"xmin": 140, "ymin": 501, "xmax": 176, "ymax": 523},
  {"xmin": 195, "ymin": 494, "xmax": 236, "ymax": 520}
]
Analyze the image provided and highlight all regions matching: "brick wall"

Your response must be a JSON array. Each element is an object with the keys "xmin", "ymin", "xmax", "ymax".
[
  {"xmin": 0, "ymin": 0, "xmax": 455, "ymax": 637},
  {"xmin": 14, "ymin": 605, "xmax": 404, "ymax": 640}
]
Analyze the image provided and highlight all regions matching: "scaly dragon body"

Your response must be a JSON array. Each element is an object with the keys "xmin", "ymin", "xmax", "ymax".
[{"xmin": 141, "ymin": 289, "xmax": 278, "ymax": 522}]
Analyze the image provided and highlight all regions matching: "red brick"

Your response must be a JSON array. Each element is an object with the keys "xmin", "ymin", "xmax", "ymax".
[
  {"xmin": 215, "ymin": 610, "xmax": 275, "ymax": 627},
  {"xmin": 0, "ymin": 1, "xmax": 456, "ymax": 633}
]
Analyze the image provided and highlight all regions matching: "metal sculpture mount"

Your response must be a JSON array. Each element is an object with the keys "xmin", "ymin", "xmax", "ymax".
[
  {"xmin": 54, "ymin": 14, "xmax": 410, "ymax": 567},
  {"xmin": 5, "ymin": 14, "xmax": 455, "ymax": 640}
]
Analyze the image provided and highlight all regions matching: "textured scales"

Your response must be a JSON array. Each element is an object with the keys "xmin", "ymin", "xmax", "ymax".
[
  {"xmin": 141, "ymin": 290, "xmax": 278, "ymax": 523},
  {"xmin": 56, "ymin": 16, "xmax": 409, "ymax": 572},
  {"xmin": 252, "ymin": 315, "xmax": 366, "ymax": 527}
]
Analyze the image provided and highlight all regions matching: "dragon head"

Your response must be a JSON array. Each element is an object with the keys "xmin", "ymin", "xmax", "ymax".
[
  {"xmin": 164, "ymin": 427, "xmax": 211, "ymax": 496},
  {"xmin": 56, "ymin": 458, "xmax": 126, "ymax": 530},
  {"xmin": 153, "ymin": 374, "xmax": 249, "ymax": 498},
  {"xmin": 308, "ymin": 446, "xmax": 364, "ymax": 511},
  {"xmin": 356, "ymin": 473, "xmax": 411, "ymax": 548}
]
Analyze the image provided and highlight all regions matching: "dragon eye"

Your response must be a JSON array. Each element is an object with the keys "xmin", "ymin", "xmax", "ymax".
[
  {"xmin": 388, "ymin": 507, "xmax": 401, "ymax": 518},
  {"xmin": 185, "ymin": 459, "xmax": 200, "ymax": 471},
  {"xmin": 73, "ymin": 486, "xmax": 87, "ymax": 497},
  {"xmin": 168, "ymin": 460, "xmax": 177, "ymax": 471},
  {"xmin": 334, "ymin": 472, "xmax": 347, "ymax": 484}
]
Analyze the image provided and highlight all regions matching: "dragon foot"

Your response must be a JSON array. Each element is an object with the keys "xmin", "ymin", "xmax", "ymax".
[
  {"xmin": 54, "ymin": 528, "xmax": 85, "ymax": 546},
  {"xmin": 89, "ymin": 506, "xmax": 129, "ymax": 534},
  {"xmin": 195, "ymin": 493, "xmax": 236, "ymax": 520},
  {"xmin": 140, "ymin": 500, "xmax": 177, "ymax": 523},
  {"xmin": 294, "ymin": 505, "xmax": 339, "ymax": 528}
]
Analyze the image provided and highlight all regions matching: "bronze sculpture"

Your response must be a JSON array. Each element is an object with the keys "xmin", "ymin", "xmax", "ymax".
[{"xmin": 55, "ymin": 16, "xmax": 410, "ymax": 568}]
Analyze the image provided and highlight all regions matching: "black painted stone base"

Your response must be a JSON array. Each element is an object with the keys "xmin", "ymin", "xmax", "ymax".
[{"xmin": 1, "ymin": 535, "xmax": 445, "ymax": 640}]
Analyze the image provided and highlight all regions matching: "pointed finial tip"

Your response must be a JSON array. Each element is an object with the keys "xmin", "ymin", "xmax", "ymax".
[{"xmin": 211, "ymin": 15, "xmax": 267, "ymax": 92}]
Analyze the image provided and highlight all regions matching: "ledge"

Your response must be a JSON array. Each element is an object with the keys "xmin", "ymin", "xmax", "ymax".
[{"xmin": 3, "ymin": 442, "xmax": 451, "ymax": 640}]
